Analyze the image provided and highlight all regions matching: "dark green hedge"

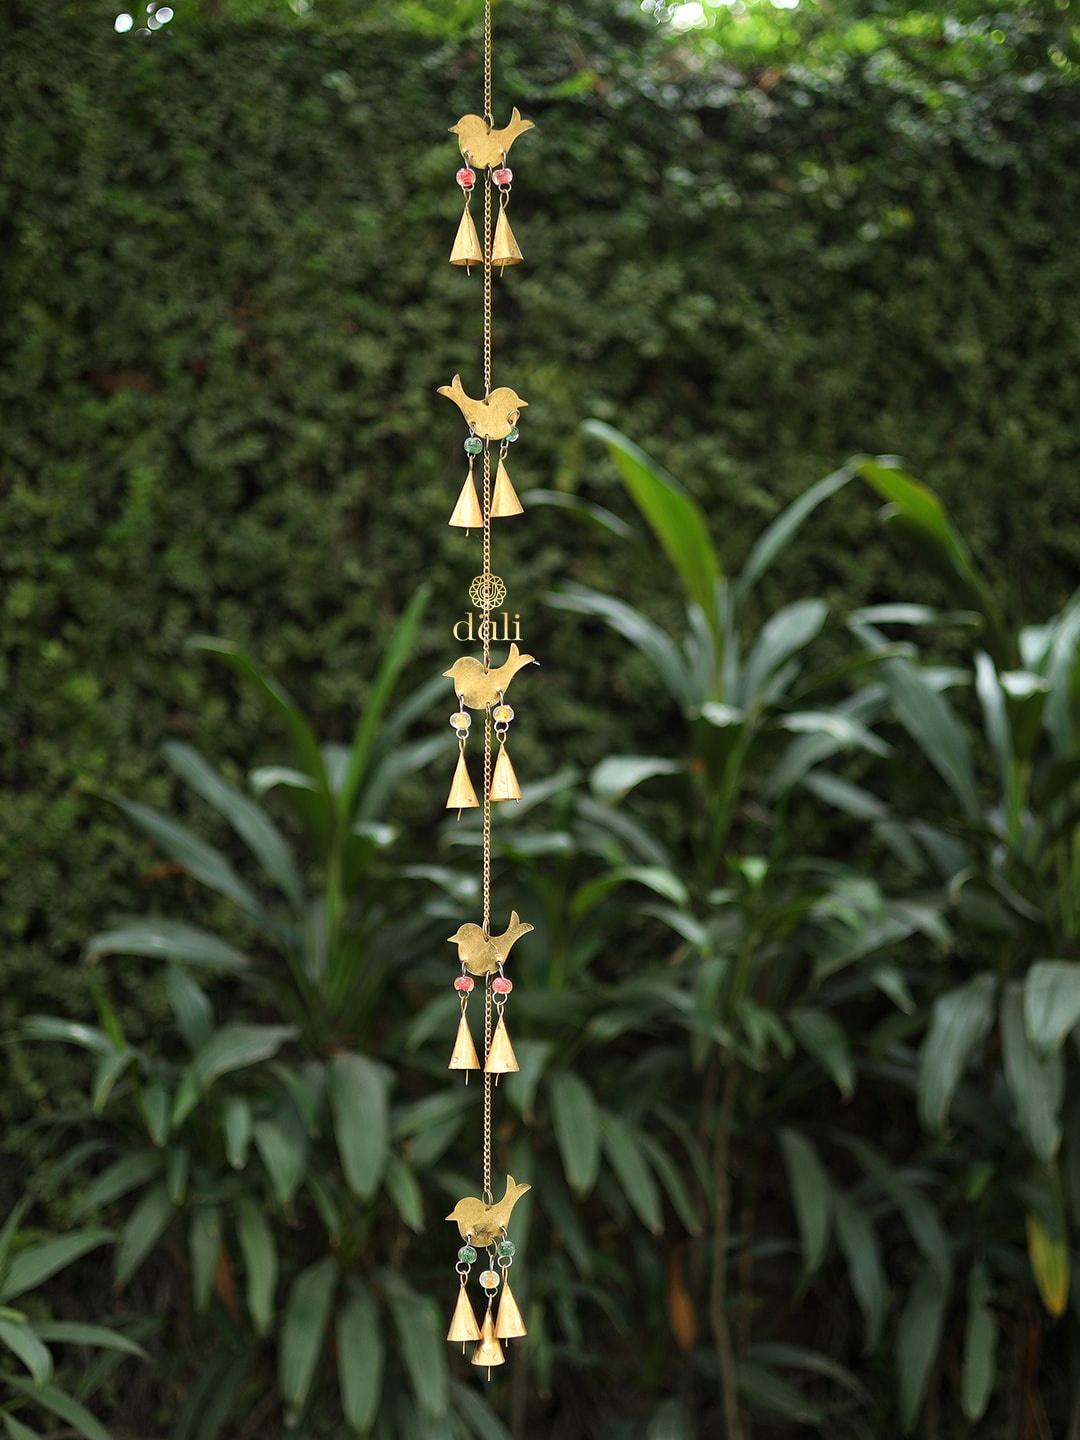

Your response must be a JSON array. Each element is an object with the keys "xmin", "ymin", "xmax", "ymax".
[{"xmin": 2, "ymin": 1, "xmax": 1079, "ymax": 1109}]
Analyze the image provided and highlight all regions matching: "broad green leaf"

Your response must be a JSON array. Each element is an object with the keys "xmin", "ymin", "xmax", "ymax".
[
  {"xmin": 897, "ymin": 1262, "xmax": 949, "ymax": 1433},
  {"xmin": 5, "ymin": 1379, "xmax": 112, "ymax": 1440},
  {"xmin": 735, "ymin": 1360, "xmax": 821, "ymax": 1423},
  {"xmin": 339, "ymin": 586, "xmax": 430, "ymax": 822},
  {"xmin": 1027, "ymin": 1211, "xmax": 1069, "ymax": 1317},
  {"xmin": 2, "ymin": 1230, "xmax": 112, "ymax": 1302},
  {"xmin": 881, "ymin": 658, "xmax": 980, "ymax": 819},
  {"xmin": 778, "ymin": 1129, "xmax": 832, "ymax": 1277},
  {"xmin": 166, "ymin": 1148, "xmax": 189, "ymax": 1205},
  {"xmin": 504, "ymin": 1039, "xmax": 552, "ymax": 1123},
  {"xmin": 582, "ymin": 420, "xmax": 721, "ymax": 620},
  {"xmin": 739, "ymin": 462, "xmax": 854, "ymax": 597},
  {"xmin": 590, "ymin": 755, "xmax": 683, "ymax": 803},
  {"xmin": 223, "ymin": 1096, "xmax": 253, "ymax": 1170},
  {"xmin": 788, "ymin": 1010, "xmax": 856, "ymax": 1099},
  {"xmin": 600, "ymin": 1112, "xmax": 663, "ymax": 1234},
  {"xmin": 32, "ymin": 1322, "xmax": 148, "ymax": 1359},
  {"xmin": 973, "ymin": 652, "xmax": 1011, "ymax": 796},
  {"xmin": 549, "ymin": 1073, "xmax": 601, "ymax": 1196},
  {"xmin": 190, "ymin": 1024, "xmax": 298, "ymax": 1093},
  {"xmin": 749, "ymin": 1343, "xmax": 869, "ymax": 1404},
  {"xmin": 90, "ymin": 1051, "xmax": 135, "ymax": 1114},
  {"xmin": 105, "ymin": 796, "xmax": 262, "ymax": 919},
  {"xmin": 741, "ymin": 600, "xmax": 827, "ymax": 707},
  {"xmin": 21, "ymin": 1017, "xmax": 113, "ymax": 1057},
  {"xmin": 548, "ymin": 585, "xmax": 692, "ymax": 709},
  {"xmin": 381, "ymin": 1271, "xmax": 448, "ymax": 1420},
  {"xmin": 961, "ymin": 1261, "xmax": 997, "ymax": 1421},
  {"xmin": 520, "ymin": 488, "xmax": 635, "ymax": 540},
  {"xmin": 384, "ymin": 1155, "xmax": 425, "ymax": 1233},
  {"xmin": 2, "ymin": 1415, "xmax": 42, "ymax": 1440},
  {"xmin": 337, "ymin": 1283, "xmax": 383, "ymax": 1434},
  {"xmin": 236, "ymin": 1198, "xmax": 277, "ymax": 1336},
  {"xmin": 327, "ymin": 1053, "xmax": 389, "ymax": 1201},
  {"xmin": 254, "ymin": 1114, "xmax": 308, "ymax": 1207},
  {"xmin": 637, "ymin": 1132, "xmax": 702, "ymax": 1236},
  {"xmin": 571, "ymin": 864, "xmax": 689, "ymax": 922},
  {"xmin": 0, "ymin": 1317, "xmax": 53, "ymax": 1386},
  {"xmin": 857, "ymin": 459, "xmax": 1006, "ymax": 660},
  {"xmin": 188, "ymin": 1205, "xmax": 221, "ymax": 1313},
  {"xmin": 83, "ymin": 920, "xmax": 251, "ymax": 972},
  {"xmin": 832, "ymin": 1192, "xmax": 887, "ymax": 1352},
  {"xmin": 114, "ymin": 1183, "xmax": 174, "ymax": 1288},
  {"xmin": 188, "ymin": 636, "xmax": 329, "ymax": 800},
  {"xmin": 775, "ymin": 709, "xmax": 889, "ymax": 759},
  {"xmin": 917, "ymin": 972, "xmax": 996, "ymax": 1133},
  {"xmin": 1024, "ymin": 960, "xmax": 1080, "ymax": 1056},
  {"xmin": 162, "ymin": 740, "xmax": 304, "ymax": 910},
  {"xmin": 846, "ymin": 1141, "xmax": 951, "ymax": 1282},
  {"xmin": 1002, "ymin": 982, "xmax": 1064, "ymax": 1164},
  {"xmin": 279, "ymin": 1255, "xmax": 338, "ymax": 1414},
  {"xmin": 141, "ymin": 1084, "xmax": 170, "ymax": 1146},
  {"xmin": 449, "ymin": 1379, "xmax": 513, "ymax": 1440},
  {"xmin": 166, "ymin": 963, "xmax": 216, "ymax": 1051}
]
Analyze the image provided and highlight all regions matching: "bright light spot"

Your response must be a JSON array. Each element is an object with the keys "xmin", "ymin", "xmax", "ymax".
[
  {"xmin": 289, "ymin": 0, "xmax": 312, "ymax": 13},
  {"xmin": 147, "ymin": 11, "xmax": 161, "ymax": 25},
  {"xmin": 770, "ymin": 0, "xmax": 801, "ymax": 9},
  {"xmin": 114, "ymin": 11, "xmax": 133, "ymax": 30},
  {"xmin": 156, "ymin": 6, "xmax": 174, "ymax": 19},
  {"xmin": 671, "ymin": 1, "xmax": 706, "ymax": 30}
]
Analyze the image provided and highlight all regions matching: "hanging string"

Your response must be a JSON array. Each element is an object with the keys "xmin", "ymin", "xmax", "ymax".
[{"xmin": 481, "ymin": 0, "xmax": 495, "ymax": 1209}]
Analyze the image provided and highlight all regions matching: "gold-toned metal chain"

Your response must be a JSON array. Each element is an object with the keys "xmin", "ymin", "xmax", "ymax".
[{"xmin": 483, "ymin": 0, "xmax": 493, "ymax": 126}]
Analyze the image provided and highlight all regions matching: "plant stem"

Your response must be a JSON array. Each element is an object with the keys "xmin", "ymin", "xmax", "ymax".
[{"xmin": 709, "ymin": 1056, "xmax": 743, "ymax": 1440}]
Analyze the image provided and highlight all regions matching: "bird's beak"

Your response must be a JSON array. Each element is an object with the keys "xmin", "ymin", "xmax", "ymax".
[
  {"xmin": 442, "ymin": 666, "xmax": 455, "ymax": 678},
  {"xmin": 447, "ymin": 930, "xmax": 463, "ymax": 943},
  {"xmin": 448, "ymin": 124, "xmax": 460, "ymax": 134},
  {"xmin": 516, "ymin": 399, "xmax": 529, "ymax": 408},
  {"xmin": 445, "ymin": 1209, "xmax": 457, "ymax": 1221}
]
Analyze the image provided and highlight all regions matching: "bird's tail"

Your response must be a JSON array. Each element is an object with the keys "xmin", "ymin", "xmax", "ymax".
[
  {"xmin": 506, "ymin": 911, "xmax": 536, "ymax": 942},
  {"xmin": 503, "ymin": 1174, "xmax": 532, "ymax": 1202}
]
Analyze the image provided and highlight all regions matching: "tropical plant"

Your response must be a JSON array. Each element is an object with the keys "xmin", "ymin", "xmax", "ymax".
[
  {"xmin": 22, "ymin": 596, "xmax": 521, "ymax": 1438},
  {"xmin": 0, "ymin": 1200, "xmax": 145, "ymax": 1440}
]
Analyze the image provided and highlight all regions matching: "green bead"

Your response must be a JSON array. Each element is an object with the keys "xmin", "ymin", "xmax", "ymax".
[
  {"xmin": 506, "ymin": 428, "xmax": 519, "ymax": 443},
  {"xmin": 497, "ymin": 1239, "xmax": 516, "ymax": 1259},
  {"xmin": 457, "ymin": 1245, "xmax": 477, "ymax": 1264},
  {"xmin": 464, "ymin": 437, "xmax": 483, "ymax": 455}
]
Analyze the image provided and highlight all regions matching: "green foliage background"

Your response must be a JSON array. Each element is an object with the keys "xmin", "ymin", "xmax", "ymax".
[{"xmin": 2, "ymin": 0, "xmax": 1080, "ymax": 1378}]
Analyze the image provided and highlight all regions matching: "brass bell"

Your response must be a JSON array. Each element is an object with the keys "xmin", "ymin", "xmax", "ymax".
[
  {"xmin": 495, "ymin": 1279, "xmax": 527, "ymax": 1340},
  {"xmin": 471, "ymin": 1309, "xmax": 506, "ymax": 1373},
  {"xmin": 450, "ymin": 209, "xmax": 484, "ymax": 270},
  {"xmin": 447, "ymin": 1284, "xmax": 482, "ymax": 1349},
  {"xmin": 484, "ymin": 1013, "xmax": 519, "ymax": 1074},
  {"xmin": 449, "ymin": 471, "xmax": 484, "ymax": 530},
  {"xmin": 491, "ymin": 210, "xmax": 523, "ymax": 271},
  {"xmin": 446, "ymin": 751, "xmax": 480, "ymax": 812},
  {"xmin": 489, "ymin": 745, "xmax": 522, "ymax": 803},
  {"xmin": 491, "ymin": 457, "xmax": 523, "ymax": 519},
  {"xmin": 448, "ymin": 1012, "xmax": 480, "ymax": 1074}
]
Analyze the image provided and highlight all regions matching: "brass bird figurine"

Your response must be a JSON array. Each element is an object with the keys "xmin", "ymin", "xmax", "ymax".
[
  {"xmin": 450, "ymin": 109, "xmax": 535, "ymax": 169},
  {"xmin": 443, "ymin": 643, "xmax": 537, "ymax": 709},
  {"xmin": 446, "ymin": 1175, "xmax": 532, "ymax": 1245},
  {"xmin": 438, "ymin": 374, "xmax": 527, "ymax": 441},
  {"xmin": 448, "ymin": 910, "xmax": 534, "ymax": 976}
]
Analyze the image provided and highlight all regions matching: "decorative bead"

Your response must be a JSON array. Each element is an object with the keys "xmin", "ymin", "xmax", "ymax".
[
  {"xmin": 458, "ymin": 1244, "xmax": 477, "ymax": 1264},
  {"xmin": 480, "ymin": 1269, "xmax": 501, "ymax": 1288},
  {"xmin": 454, "ymin": 975, "xmax": 475, "ymax": 993},
  {"xmin": 493, "ymin": 976, "xmax": 513, "ymax": 995},
  {"xmin": 492, "ymin": 167, "xmax": 513, "ymax": 187},
  {"xmin": 450, "ymin": 711, "xmax": 471, "ymax": 732},
  {"xmin": 457, "ymin": 167, "xmax": 476, "ymax": 189},
  {"xmin": 506, "ymin": 428, "xmax": 519, "ymax": 443},
  {"xmin": 493, "ymin": 704, "xmax": 514, "ymax": 724},
  {"xmin": 464, "ymin": 436, "xmax": 484, "ymax": 455},
  {"xmin": 497, "ymin": 1239, "xmax": 516, "ymax": 1258}
]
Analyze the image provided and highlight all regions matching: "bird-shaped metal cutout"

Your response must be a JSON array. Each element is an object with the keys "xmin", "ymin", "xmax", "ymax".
[
  {"xmin": 438, "ymin": 375, "xmax": 527, "ymax": 441},
  {"xmin": 446, "ymin": 1175, "xmax": 532, "ymax": 1246},
  {"xmin": 450, "ymin": 109, "xmax": 535, "ymax": 168},
  {"xmin": 443, "ymin": 643, "xmax": 537, "ymax": 709},
  {"xmin": 447, "ymin": 910, "xmax": 534, "ymax": 976}
]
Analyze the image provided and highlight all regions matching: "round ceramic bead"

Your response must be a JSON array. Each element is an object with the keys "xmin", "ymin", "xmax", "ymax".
[
  {"xmin": 492, "ymin": 167, "xmax": 513, "ymax": 187},
  {"xmin": 457, "ymin": 167, "xmax": 476, "ymax": 189},
  {"xmin": 492, "ymin": 976, "xmax": 513, "ymax": 995},
  {"xmin": 458, "ymin": 1245, "xmax": 477, "ymax": 1264},
  {"xmin": 493, "ymin": 704, "xmax": 514, "ymax": 724},
  {"xmin": 450, "ymin": 711, "xmax": 471, "ymax": 731},
  {"xmin": 506, "ymin": 428, "xmax": 519, "ymax": 443},
  {"xmin": 497, "ymin": 1239, "xmax": 516, "ymax": 1259},
  {"xmin": 464, "ymin": 436, "xmax": 484, "ymax": 455},
  {"xmin": 454, "ymin": 975, "xmax": 475, "ymax": 993},
  {"xmin": 480, "ymin": 1269, "xmax": 501, "ymax": 1288}
]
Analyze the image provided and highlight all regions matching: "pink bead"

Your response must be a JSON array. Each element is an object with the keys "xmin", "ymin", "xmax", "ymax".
[
  {"xmin": 457, "ymin": 167, "xmax": 476, "ymax": 189},
  {"xmin": 493, "ymin": 977, "xmax": 513, "ymax": 995},
  {"xmin": 492, "ymin": 167, "xmax": 513, "ymax": 187},
  {"xmin": 454, "ymin": 975, "xmax": 475, "ymax": 993}
]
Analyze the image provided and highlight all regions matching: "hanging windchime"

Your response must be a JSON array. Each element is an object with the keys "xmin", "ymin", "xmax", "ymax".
[{"xmin": 438, "ymin": 0, "xmax": 536, "ymax": 1377}]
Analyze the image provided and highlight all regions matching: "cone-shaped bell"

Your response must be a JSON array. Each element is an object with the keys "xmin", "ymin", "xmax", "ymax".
[
  {"xmin": 450, "ymin": 208, "xmax": 484, "ymax": 269},
  {"xmin": 491, "ymin": 457, "xmax": 524, "ymax": 519},
  {"xmin": 448, "ymin": 1012, "xmax": 481, "ymax": 1072},
  {"xmin": 471, "ymin": 1309, "xmax": 506, "ymax": 1371},
  {"xmin": 447, "ymin": 1283, "xmax": 482, "ymax": 1348},
  {"xmin": 485, "ymin": 1013, "xmax": 520, "ymax": 1074},
  {"xmin": 446, "ymin": 751, "xmax": 480, "ymax": 812},
  {"xmin": 449, "ymin": 472, "xmax": 484, "ymax": 530},
  {"xmin": 489, "ymin": 745, "xmax": 522, "ymax": 803},
  {"xmin": 491, "ymin": 210, "xmax": 523, "ymax": 270},
  {"xmin": 495, "ymin": 1279, "xmax": 527, "ymax": 1340}
]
